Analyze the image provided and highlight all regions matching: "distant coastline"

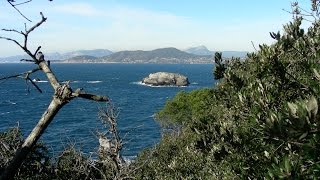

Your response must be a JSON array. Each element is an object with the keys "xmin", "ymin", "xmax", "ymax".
[{"xmin": 0, "ymin": 46, "xmax": 248, "ymax": 64}]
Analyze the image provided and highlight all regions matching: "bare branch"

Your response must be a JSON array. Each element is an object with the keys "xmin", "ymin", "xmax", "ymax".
[
  {"xmin": 26, "ymin": 12, "xmax": 47, "ymax": 34},
  {"xmin": 1, "ymin": 28, "xmax": 24, "ymax": 35},
  {"xmin": 72, "ymin": 89, "xmax": 109, "ymax": 102},
  {"xmin": 7, "ymin": 0, "xmax": 32, "ymax": 22},
  {"xmin": 0, "ymin": 36, "xmax": 24, "ymax": 49},
  {"xmin": 27, "ymin": 77, "xmax": 42, "ymax": 93},
  {"xmin": 251, "ymin": 41, "xmax": 258, "ymax": 52},
  {"xmin": 98, "ymin": 102, "xmax": 127, "ymax": 179},
  {"xmin": 78, "ymin": 93, "xmax": 109, "ymax": 102},
  {"xmin": 34, "ymin": 46, "xmax": 41, "ymax": 56},
  {"xmin": 0, "ymin": 67, "xmax": 40, "ymax": 81},
  {"xmin": 20, "ymin": 59, "xmax": 35, "ymax": 62},
  {"xmin": 13, "ymin": 0, "xmax": 32, "ymax": 6},
  {"xmin": 0, "ymin": 67, "xmax": 42, "ymax": 93},
  {"xmin": 24, "ymin": 78, "xmax": 30, "ymax": 93}
]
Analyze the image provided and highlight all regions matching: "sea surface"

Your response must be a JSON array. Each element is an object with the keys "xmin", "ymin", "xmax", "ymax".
[{"xmin": 0, "ymin": 63, "xmax": 215, "ymax": 158}]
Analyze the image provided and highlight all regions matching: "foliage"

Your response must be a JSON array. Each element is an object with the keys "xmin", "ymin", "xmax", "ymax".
[
  {"xmin": 133, "ymin": 2, "xmax": 320, "ymax": 179},
  {"xmin": 0, "ymin": 127, "xmax": 54, "ymax": 179},
  {"xmin": 213, "ymin": 52, "xmax": 227, "ymax": 80},
  {"xmin": 55, "ymin": 145, "xmax": 100, "ymax": 180}
]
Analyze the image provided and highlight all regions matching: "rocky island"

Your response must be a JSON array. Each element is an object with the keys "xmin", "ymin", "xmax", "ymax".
[{"xmin": 142, "ymin": 72, "xmax": 189, "ymax": 86}]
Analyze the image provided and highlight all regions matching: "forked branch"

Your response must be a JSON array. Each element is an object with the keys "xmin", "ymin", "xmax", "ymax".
[{"xmin": 0, "ymin": 12, "xmax": 47, "ymax": 62}]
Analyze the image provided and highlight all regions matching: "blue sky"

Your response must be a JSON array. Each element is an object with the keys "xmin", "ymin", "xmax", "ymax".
[{"xmin": 0, "ymin": 0, "xmax": 312, "ymax": 56}]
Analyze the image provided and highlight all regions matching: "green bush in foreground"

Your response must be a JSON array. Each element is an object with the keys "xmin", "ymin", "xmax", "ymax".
[{"xmin": 133, "ymin": 2, "xmax": 320, "ymax": 179}]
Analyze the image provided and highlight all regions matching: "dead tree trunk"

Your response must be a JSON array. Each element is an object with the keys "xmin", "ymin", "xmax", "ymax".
[{"xmin": 0, "ymin": 13, "xmax": 108, "ymax": 180}]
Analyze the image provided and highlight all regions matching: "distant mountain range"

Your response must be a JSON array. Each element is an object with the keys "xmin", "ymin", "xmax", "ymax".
[
  {"xmin": 0, "ymin": 49, "xmax": 113, "ymax": 63},
  {"xmin": 184, "ymin": 45, "xmax": 248, "ymax": 58},
  {"xmin": 185, "ymin": 45, "xmax": 213, "ymax": 56},
  {"xmin": 63, "ymin": 49, "xmax": 113, "ymax": 59},
  {"xmin": 0, "ymin": 46, "xmax": 248, "ymax": 63},
  {"xmin": 97, "ymin": 47, "xmax": 212, "ymax": 64}
]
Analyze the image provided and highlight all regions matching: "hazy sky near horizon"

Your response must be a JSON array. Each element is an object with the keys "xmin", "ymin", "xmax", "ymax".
[{"xmin": 0, "ymin": 0, "xmax": 312, "ymax": 56}]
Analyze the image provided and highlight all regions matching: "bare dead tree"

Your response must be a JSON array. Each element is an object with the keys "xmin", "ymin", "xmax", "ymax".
[
  {"xmin": 0, "ymin": 12, "xmax": 108, "ymax": 180},
  {"xmin": 97, "ymin": 102, "xmax": 147, "ymax": 180},
  {"xmin": 98, "ymin": 102, "xmax": 126, "ymax": 179}
]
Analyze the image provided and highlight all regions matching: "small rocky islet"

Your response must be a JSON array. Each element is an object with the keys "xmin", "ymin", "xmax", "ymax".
[{"xmin": 142, "ymin": 72, "xmax": 189, "ymax": 86}]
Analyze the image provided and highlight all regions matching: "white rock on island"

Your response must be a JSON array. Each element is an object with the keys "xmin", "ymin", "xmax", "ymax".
[{"xmin": 142, "ymin": 72, "xmax": 190, "ymax": 86}]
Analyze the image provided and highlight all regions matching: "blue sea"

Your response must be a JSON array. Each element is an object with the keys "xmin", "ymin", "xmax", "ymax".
[{"xmin": 0, "ymin": 63, "xmax": 214, "ymax": 158}]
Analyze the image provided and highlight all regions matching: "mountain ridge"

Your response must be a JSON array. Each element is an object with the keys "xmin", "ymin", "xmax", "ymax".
[
  {"xmin": 98, "ymin": 47, "xmax": 211, "ymax": 64},
  {"xmin": 185, "ymin": 45, "xmax": 248, "ymax": 58},
  {"xmin": 185, "ymin": 45, "xmax": 213, "ymax": 56},
  {"xmin": 0, "ymin": 46, "xmax": 248, "ymax": 63},
  {"xmin": 0, "ymin": 49, "xmax": 113, "ymax": 63}
]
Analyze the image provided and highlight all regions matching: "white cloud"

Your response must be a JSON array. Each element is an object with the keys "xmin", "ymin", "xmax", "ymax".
[
  {"xmin": 52, "ymin": 2, "xmax": 191, "ymax": 28},
  {"xmin": 54, "ymin": 3, "xmax": 104, "ymax": 17},
  {"xmin": 106, "ymin": 6, "xmax": 191, "ymax": 28},
  {"xmin": 39, "ymin": 2, "xmax": 196, "ymax": 52}
]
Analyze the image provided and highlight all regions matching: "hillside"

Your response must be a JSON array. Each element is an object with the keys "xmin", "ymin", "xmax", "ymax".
[
  {"xmin": 184, "ymin": 45, "xmax": 213, "ymax": 56},
  {"xmin": 63, "ymin": 49, "xmax": 113, "ymax": 59},
  {"xmin": 62, "ymin": 55, "xmax": 98, "ymax": 63},
  {"xmin": 0, "ymin": 47, "xmax": 249, "ymax": 64},
  {"xmin": 100, "ymin": 47, "xmax": 212, "ymax": 64},
  {"xmin": 185, "ymin": 45, "xmax": 248, "ymax": 58}
]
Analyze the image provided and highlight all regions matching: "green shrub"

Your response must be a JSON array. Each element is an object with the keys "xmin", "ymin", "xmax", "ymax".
[{"xmin": 0, "ymin": 127, "xmax": 54, "ymax": 179}]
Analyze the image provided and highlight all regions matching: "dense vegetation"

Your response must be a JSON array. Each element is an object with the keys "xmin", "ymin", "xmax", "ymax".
[
  {"xmin": 1, "ymin": 1, "xmax": 320, "ymax": 179},
  {"xmin": 133, "ymin": 2, "xmax": 320, "ymax": 179}
]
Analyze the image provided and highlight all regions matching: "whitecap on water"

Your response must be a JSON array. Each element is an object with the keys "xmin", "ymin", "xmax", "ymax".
[
  {"xmin": 87, "ymin": 80, "xmax": 102, "ymax": 84},
  {"xmin": 32, "ymin": 79, "xmax": 48, "ymax": 83},
  {"xmin": 60, "ymin": 80, "xmax": 102, "ymax": 84},
  {"xmin": 6, "ymin": 100, "xmax": 16, "ymax": 105},
  {"xmin": 130, "ymin": 81, "xmax": 144, "ymax": 85}
]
